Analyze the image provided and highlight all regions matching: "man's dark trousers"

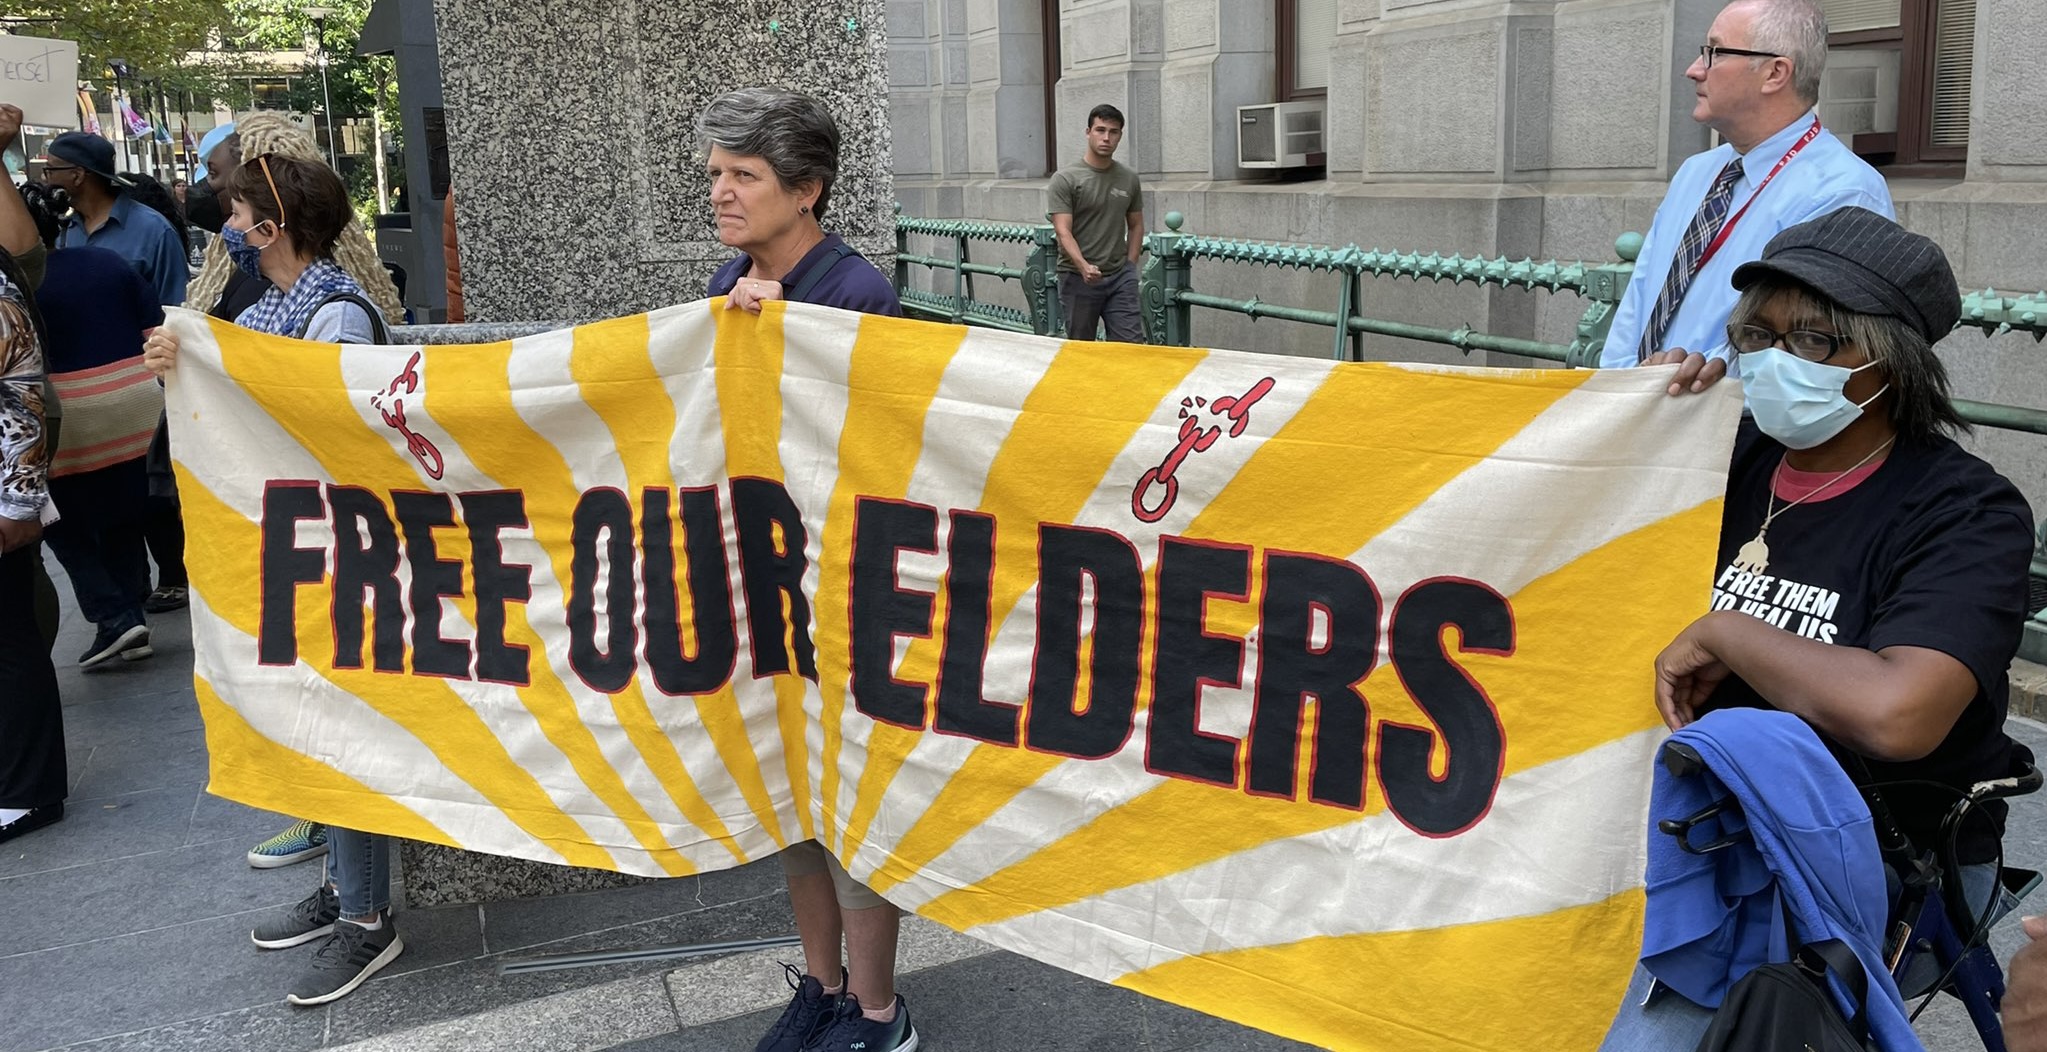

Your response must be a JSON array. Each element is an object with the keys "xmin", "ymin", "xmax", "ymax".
[
  {"xmin": 43, "ymin": 464, "xmax": 150, "ymax": 633},
  {"xmin": 1059, "ymin": 266, "xmax": 1144, "ymax": 343}
]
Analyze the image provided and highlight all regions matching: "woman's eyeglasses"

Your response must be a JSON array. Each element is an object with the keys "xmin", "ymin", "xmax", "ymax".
[
  {"xmin": 1727, "ymin": 322, "xmax": 1849, "ymax": 362},
  {"xmin": 248, "ymin": 154, "xmax": 288, "ymax": 232}
]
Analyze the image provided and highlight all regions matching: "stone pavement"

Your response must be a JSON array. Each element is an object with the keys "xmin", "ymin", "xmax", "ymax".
[{"xmin": 6, "ymin": 562, "xmax": 2044, "ymax": 1052}]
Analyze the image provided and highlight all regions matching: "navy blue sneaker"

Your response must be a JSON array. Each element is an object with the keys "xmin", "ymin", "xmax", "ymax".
[
  {"xmin": 805, "ymin": 993, "xmax": 918, "ymax": 1052},
  {"xmin": 79, "ymin": 621, "xmax": 148, "ymax": 668},
  {"xmin": 755, "ymin": 963, "xmax": 841, "ymax": 1052}
]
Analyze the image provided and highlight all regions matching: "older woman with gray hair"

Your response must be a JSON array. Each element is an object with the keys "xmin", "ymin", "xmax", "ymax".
[
  {"xmin": 697, "ymin": 87, "xmax": 915, "ymax": 1052},
  {"xmin": 702, "ymin": 86, "xmax": 900, "ymax": 320}
]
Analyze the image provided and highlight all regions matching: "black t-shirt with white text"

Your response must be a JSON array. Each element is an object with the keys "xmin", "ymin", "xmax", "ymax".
[{"xmin": 1705, "ymin": 422, "xmax": 2034, "ymax": 862}]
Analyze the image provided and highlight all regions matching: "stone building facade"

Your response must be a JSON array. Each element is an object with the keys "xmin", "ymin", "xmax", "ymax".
[{"xmin": 889, "ymin": 0, "xmax": 2047, "ymax": 501}]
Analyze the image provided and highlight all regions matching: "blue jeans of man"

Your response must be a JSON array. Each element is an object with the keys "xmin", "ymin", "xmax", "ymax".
[{"xmin": 324, "ymin": 827, "xmax": 393, "ymax": 919}]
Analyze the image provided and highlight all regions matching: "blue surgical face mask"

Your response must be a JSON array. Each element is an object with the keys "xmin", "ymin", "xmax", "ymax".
[
  {"xmin": 1741, "ymin": 347, "xmax": 1887, "ymax": 450},
  {"xmin": 220, "ymin": 222, "xmax": 265, "ymax": 280}
]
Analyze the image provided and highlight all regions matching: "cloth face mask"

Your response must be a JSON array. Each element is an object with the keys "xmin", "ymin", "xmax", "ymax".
[{"xmin": 220, "ymin": 222, "xmax": 266, "ymax": 281}]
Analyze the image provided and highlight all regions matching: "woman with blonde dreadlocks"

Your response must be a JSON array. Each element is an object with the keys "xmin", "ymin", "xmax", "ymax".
[
  {"xmin": 183, "ymin": 113, "xmax": 402, "ymax": 322},
  {"xmin": 163, "ymin": 117, "xmax": 404, "ymax": 876}
]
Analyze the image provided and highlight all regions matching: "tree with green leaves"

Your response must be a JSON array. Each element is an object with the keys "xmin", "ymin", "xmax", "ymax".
[
  {"xmin": 199, "ymin": 0, "xmax": 399, "ymax": 213},
  {"xmin": 2, "ymin": 1, "xmax": 230, "ymax": 88},
  {"xmin": 10, "ymin": 0, "xmax": 401, "ymax": 216}
]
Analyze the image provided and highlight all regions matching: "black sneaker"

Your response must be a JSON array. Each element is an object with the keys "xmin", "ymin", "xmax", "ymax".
[
  {"xmin": 805, "ymin": 993, "xmax": 918, "ymax": 1052},
  {"xmin": 79, "ymin": 622, "xmax": 148, "ymax": 668},
  {"xmin": 755, "ymin": 963, "xmax": 842, "ymax": 1052},
  {"xmin": 252, "ymin": 885, "xmax": 341, "ymax": 949},
  {"xmin": 286, "ymin": 915, "xmax": 403, "ymax": 1006}
]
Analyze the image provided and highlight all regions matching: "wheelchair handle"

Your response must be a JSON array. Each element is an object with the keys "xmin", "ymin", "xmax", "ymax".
[
  {"xmin": 1660, "ymin": 740, "xmax": 1708, "ymax": 779},
  {"xmin": 1968, "ymin": 762, "xmax": 2042, "ymax": 802}
]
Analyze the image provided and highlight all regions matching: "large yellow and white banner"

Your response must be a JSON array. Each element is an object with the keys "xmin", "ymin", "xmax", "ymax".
[{"xmin": 165, "ymin": 301, "xmax": 1743, "ymax": 1050}]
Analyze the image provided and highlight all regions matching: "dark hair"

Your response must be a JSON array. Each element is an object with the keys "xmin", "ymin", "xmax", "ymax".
[
  {"xmin": 173, "ymin": 178, "xmax": 188, "ymax": 189},
  {"xmin": 695, "ymin": 87, "xmax": 842, "ymax": 221},
  {"xmin": 123, "ymin": 173, "xmax": 191, "ymax": 258},
  {"xmin": 1086, "ymin": 104, "xmax": 1126, "ymax": 130},
  {"xmin": 227, "ymin": 153, "xmax": 353, "ymax": 261},
  {"xmin": 17, "ymin": 182, "xmax": 68, "ymax": 250},
  {"xmin": 1728, "ymin": 277, "xmax": 1968, "ymax": 442}
]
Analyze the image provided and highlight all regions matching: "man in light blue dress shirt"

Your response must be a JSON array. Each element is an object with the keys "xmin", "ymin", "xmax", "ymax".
[{"xmin": 1599, "ymin": 0, "xmax": 1891, "ymax": 374}]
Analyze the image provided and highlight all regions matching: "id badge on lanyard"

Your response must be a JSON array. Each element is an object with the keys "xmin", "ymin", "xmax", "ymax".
[{"xmin": 1695, "ymin": 117, "xmax": 1823, "ymax": 270}]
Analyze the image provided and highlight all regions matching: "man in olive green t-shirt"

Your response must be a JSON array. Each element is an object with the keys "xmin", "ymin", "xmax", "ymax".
[{"xmin": 1048, "ymin": 104, "xmax": 1145, "ymax": 343}]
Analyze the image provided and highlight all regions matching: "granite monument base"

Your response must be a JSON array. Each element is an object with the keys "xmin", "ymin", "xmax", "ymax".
[{"xmin": 399, "ymin": 840, "xmax": 657, "ymax": 908}]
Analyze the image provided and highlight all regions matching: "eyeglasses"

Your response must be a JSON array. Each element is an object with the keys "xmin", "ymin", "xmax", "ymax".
[
  {"xmin": 41, "ymin": 164, "xmax": 77, "ymax": 174},
  {"xmin": 1699, "ymin": 44, "xmax": 1783, "ymax": 67},
  {"xmin": 1728, "ymin": 322, "xmax": 1849, "ymax": 362},
  {"xmin": 247, "ymin": 154, "xmax": 288, "ymax": 231}
]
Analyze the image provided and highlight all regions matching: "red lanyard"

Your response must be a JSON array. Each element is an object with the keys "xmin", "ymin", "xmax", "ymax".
[{"xmin": 1697, "ymin": 117, "xmax": 1823, "ymax": 269}]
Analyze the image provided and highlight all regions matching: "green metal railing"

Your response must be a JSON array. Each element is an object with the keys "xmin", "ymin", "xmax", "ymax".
[
  {"xmin": 895, "ymin": 208, "xmax": 2047, "ymax": 432},
  {"xmin": 894, "ymin": 205, "xmax": 2047, "ymax": 663},
  {"xmin": 892, "ymin": 211, "xmax": 1060, "ymax": 336}
]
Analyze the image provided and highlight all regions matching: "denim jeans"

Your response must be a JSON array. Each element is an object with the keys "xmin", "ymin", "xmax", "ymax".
[
  {"xmin": 324, "ymin": 827, "xmax": 392, "ymax": 919},
  {"xmin": 1597, "ymin": 862, "xmax": 2008, "ymax": 1050}
]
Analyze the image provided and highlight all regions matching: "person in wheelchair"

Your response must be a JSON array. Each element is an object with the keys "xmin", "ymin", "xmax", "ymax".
[{"xmin": 1607, "ymin": 206, "xmax": 2037, "ymax": 1048}]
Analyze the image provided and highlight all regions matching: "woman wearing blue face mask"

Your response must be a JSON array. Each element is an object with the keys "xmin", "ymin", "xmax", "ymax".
[
  {"xmin": 1605, "ymin": 207, "xmax": 2035, "ymax": 1048},
  {"xmin": 1653, "ymin": 206, "xmax": 2031, "ymax": 854},
  {"xmin": 141, "ymin": 152, "xmax": 405, "ymax": 1010}
]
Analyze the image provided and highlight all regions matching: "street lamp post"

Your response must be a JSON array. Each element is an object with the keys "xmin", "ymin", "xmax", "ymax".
[{"xmin": 305, "ymin": 6, "xmax": 339, "ymax": 169}]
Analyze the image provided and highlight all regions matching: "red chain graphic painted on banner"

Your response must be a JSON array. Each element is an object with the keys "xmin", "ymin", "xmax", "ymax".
[
  {"xmin": 367, "ymin": 350, "xmax": 447, "ymax": 480},
  {"xmin": 1130, "ymin": 376, "xmax": 1275, "ymax": 523}
]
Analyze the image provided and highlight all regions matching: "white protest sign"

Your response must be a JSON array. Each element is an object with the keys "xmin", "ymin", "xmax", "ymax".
[{"xmin": 0, "ymin": 36, "xmax": 81, "ymax": 129}]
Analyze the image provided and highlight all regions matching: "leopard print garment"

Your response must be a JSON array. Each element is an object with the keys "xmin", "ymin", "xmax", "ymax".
[{"xmin": 0, "ymin": 280, "xmax": 48, "ymax": 522}]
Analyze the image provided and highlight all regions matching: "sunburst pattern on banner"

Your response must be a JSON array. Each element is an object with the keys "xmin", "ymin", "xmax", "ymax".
[{"xmin": 164, "ymin": 300, "xmax": 1743, "ymax": 1051}]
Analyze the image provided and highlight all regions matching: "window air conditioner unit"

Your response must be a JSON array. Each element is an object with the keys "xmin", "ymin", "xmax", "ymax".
[{"xmin": 1237, "ymin": 100, "xmax": 1327, "ymax": 169}]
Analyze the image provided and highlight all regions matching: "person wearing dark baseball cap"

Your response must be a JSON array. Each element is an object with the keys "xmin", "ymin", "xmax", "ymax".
[
  {"xmin": 41, "ymin": 131, "xmax": 187, "ymax": 307},
  {"xmin": 1606, "ymin": 207, "xmax": 2036, "ymax": 1046}
]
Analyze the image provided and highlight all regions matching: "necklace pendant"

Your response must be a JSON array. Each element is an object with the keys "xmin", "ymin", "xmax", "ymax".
[{"xmin": 1733, "ymin": 534, "xmax": 1770, "ymax": 574}]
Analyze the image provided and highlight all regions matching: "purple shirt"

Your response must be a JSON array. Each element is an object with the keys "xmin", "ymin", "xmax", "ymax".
[{"xmin": 708, "ymin": 234, "xmax": 901, "ymax": 317}]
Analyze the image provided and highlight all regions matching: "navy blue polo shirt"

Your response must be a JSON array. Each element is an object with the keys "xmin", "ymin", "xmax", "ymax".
[
  {"xmin": 38, "ymin": 246, "xmax": 164, "ymax": 372},
  {"xmin": 58, "ymin": 194, "xmax": 189, "ymax": 307},
  {"xmin": 708, "ymin": 234, "xmax": 901, "ymax": 316}
]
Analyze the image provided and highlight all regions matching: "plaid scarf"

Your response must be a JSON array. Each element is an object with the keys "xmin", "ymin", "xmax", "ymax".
[{"xmin": 235, "ymin": 258, "xmax": 363, "ymax": 338}]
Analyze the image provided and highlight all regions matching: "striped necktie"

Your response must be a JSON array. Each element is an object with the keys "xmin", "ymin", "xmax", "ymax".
[{"xmin": 1636, "ymin": 157, "xmax": 1746, "ymax": 363}]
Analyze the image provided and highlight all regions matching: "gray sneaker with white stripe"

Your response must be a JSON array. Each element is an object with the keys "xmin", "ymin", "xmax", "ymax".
[
  {"xmin": 251, "ymin": 884, "xmax": 340, "ymax": 949},
  {"xmin": 287, "ymin": 915, "xmax": 404, "ymax": 1006}
]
